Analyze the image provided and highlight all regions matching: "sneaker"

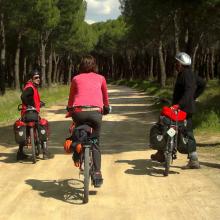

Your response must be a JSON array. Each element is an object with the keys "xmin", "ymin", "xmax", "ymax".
[
  {"xmin": 43, "ymin": 151, "xmax": 53, "ymax": 160},
  {"xmin": 182, "ymin": 159, "xmax": 201, "ymax": 169},
  {"xmin": 17, "ymin": 151, "xmax": 29, "ymax": 161},
  {"xmin": 72, "ymin": 152, "xmax": 80, "ymax": 167},
  {"xmin": 150, "ymin": 150, "xmax": 165, "ymax": 163},
  {"xmin": 93, "ymin": 172, "xmax": 103, "ymax": 188}
]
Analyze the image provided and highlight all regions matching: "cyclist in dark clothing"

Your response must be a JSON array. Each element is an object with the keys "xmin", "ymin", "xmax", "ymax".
[{"xmin": 151, "ymin": 52, "xmax": 206, "ymax": 169}]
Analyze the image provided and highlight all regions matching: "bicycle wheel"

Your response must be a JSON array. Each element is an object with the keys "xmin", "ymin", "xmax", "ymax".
[
  {"xmin": 83, "ymin": 146, "xmax": 90, "ymax": 203},
  {"xmin": 42, "ymin": 141, "xmax": 48, "ymax": 159},
  {"xmin": 35, "ymin": 130, "xmax": 41, "ymax": 156},
  {"xmin": 164, "ymin": 152, "xmax": 171, "ymax": 176},
  {"xmin": 30, "ymin": 127, "xmax": 36, "ymax": 164},
  {"xmin": 164, "ymin": 136, "xmax": 174, "ymax": 176}
]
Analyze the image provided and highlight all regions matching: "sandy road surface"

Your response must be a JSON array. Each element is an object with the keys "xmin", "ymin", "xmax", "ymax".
[{"xmin": 0, "ymin": 85, "xmax": 220, "ymax": 220}]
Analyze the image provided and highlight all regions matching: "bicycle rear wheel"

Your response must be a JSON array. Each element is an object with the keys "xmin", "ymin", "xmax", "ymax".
[
  {"xmin": 83, "ymin": 146, "xmax": 90, "ymax": 203},
  {"xmin": 30, "ymin": 127, "xmax": 36, "ymax": 164}
]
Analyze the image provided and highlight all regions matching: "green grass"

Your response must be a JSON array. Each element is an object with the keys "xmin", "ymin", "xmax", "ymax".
[
  {"xmin": 0, "ymin": 85, "xmax": 69, "ymax": 125},
  {"xmin": 112, "ymin": 79, "xmax": 220, "ymax": 133},
  {"xmin": 194, "ymin": 80, "xmax": 220, "ymax": 133}
]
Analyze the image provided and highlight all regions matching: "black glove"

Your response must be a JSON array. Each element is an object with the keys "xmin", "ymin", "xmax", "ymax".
[
  {"xmin": 40, "ymin": 101, "xmax": 45, "ymax": 107},
  {"xmin": 103, "ymin": 106, "xmax": 111, "ymax": 115}
]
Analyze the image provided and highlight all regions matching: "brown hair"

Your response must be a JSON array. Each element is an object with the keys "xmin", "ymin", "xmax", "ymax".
[{"xmin": 78, "ymin": 55, "xmax": 97, "ymax": 73}]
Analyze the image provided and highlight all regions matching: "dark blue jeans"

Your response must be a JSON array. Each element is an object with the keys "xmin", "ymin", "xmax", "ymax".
[{"xmin": 186, "ymin": 113, "xmax": 196, "ymax": 153}]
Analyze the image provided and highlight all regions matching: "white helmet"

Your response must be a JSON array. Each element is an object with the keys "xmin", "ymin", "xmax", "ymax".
[{"xmin": 175, "ymin": 52, "xmax": 191, "ymax": 66}]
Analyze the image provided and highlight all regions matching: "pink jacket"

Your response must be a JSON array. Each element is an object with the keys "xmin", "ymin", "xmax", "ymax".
[{"xmin": 68, "ymin": 72, "xmax": 109, "ymax": 109}]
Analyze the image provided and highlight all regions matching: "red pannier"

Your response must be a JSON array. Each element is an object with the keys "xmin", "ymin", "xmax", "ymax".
[{"xmin": 161, "ymin": 106, "xmax": 187, "ymax": 121}]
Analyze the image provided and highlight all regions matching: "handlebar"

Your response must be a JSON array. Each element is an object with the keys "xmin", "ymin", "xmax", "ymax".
[
  {"xmin": 40, "ymin": 101, "xmax": 45, "ymax": 107},
  {"xmin": 17, "ymin": 101, "xmax": 45, "ymax": 111},
  {"xmin": 154, "ymin": 97, "xmax": 172, "ymax": 105},
  {"xmin": 18, "ymin": 104, "xmax": 37, "ymax": 112},
  {"xmin": 17, "ymin": 104, "xmax": 22, "ymax": 111}
]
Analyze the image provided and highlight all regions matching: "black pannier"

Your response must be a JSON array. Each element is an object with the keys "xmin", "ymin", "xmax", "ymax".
[
  {"xmin": 23, "ymin": 110, "xmax": 39, "ymax": 122},
  {"xmin": 14, "ymin": 119, "xmax": 26, "ymax": 144},
  {"xmin": 149, "ymin": 123, "xmax": 167, "ymax": 150},
  {"xmin": 38, "ymin": 118, "xmax": 49, "ymax": 141}
]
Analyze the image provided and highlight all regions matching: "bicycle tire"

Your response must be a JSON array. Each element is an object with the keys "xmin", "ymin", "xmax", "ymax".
[
  {"xmin": 30, "ymin": 127, "xmax": 36, "ymax": 164},
  {"xmin": 164, "ymin": 152, "xmax": 171, "ymax": 176},
  {"xmin": 35, "ymin": 131, "xmax": 41, "ymax": 156},
  {"xmin": 83, "ymin": 146, "xmax": 90, "ymax": 203},
  {"xmin": 42, "ymin": 141, "xmax": 48, "ymax": 159}
]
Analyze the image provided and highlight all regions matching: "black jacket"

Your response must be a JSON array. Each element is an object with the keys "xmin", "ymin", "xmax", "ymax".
[
  {"xmin": 21, "ymin": 87, "xmax": 35, "ymax": 107},
  {"xmin": 172, "ymin": 67, "xmax": 206, "ymax": 114}
]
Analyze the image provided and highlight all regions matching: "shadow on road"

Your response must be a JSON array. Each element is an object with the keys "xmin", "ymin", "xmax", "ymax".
[
  {"xmin": 115, "ymin": 159, "xmax": 180, "ymax": 177},
  {"xmin": 25, "ymin": 178, "xmax": 94, "ymax": 205},
  {"xmin": 197, "ymin": 143, "xmax": 220, "ymax": 147},
  {"xmin": 0, "ymin": 152, "xmax": 17, "ymax": 163},
  {"xmin": 200, "ymin": 161, "xmax": 220, "ymax": 169}
]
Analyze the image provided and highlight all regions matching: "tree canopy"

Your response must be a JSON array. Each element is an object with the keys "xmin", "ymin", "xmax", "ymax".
[{"xmin": 0, "ymin": 0, "xmax": 219, "ymax": 93}]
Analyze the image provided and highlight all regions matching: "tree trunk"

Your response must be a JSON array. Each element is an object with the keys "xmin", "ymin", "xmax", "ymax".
[
  {"xmin": 210, "ymin": 47, "xmax": 215, "ymax": 79},
  {"xmin": 173, "ymin": 10, "xmax": 180, "ymax": 53},
  {"xmin": 127, "ymin": 54, "xmax": 133, "ymax": 80},
  {"xmin": 205, "ymin": 49, "xmax": 210, "ymax": 81},
  {"xmin": 40, "ymin": 35, "xmax": 47, "ymax": 87},
  {"xmin": 68, "ymin": 60, "xmax": 72, "ymax": 84},
  {"xmin": 149, "ymin": 56, "xmax": 154, "ymax": 80},
  {"xmin": 14, "ymin": 32, "xmax": 22, "ymax": 90},
  {"xmin": 48, "ymin": 45, "xmax": 53, "ymax": 87},
  {"xmin": 53, "ymin": 51, "xmax": 59, "ymax": 83},
  {"xmin": 192, "ymin": 33, "xmax": 204, "ymax": 72},
  {"xmin": 111, "ymin": 54, "xmax": 114, "ymax": 79},
  {"xmin": 185, "ymin": 28, "xmax": 189, "ymax": 46},
  {"xmin": 158, "ymin": 39, "xmax": 166, "ymax": 87},
  {"xmin": 23, "ymin": 56, "xmax": 27, "ymax": 85},
  {"xmin": 192, "ymin": 43, "xmax": 199, "ymax": 73},
  {"xmin": 0, "ymin": 12, "xmax": 6, "ymax": 95}
]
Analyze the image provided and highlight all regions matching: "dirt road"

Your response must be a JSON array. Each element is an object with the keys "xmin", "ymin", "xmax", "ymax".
[{"xmin": 0, "ymin": 85, "xmax": 220, "ymax": 220}]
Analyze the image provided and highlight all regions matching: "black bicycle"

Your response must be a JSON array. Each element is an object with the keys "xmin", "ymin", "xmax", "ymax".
[
  {"xmin": 80, "ymin": 137, "xmax": 96, "ymax": 203},
  {"xmin": 150, "ymin": 98, "xmax": 187, "ymax": 176},
  {"xmin": 66, "ymin": 107, "xmax": 99, "ymax": 203}
]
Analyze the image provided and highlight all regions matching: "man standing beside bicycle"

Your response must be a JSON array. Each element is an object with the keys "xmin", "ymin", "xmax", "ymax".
[
  {"xmin": 66, "ymin": 55, "xmax": 110, "ymax": 187},
  {"xmin": 17, "ymin": 69, "xmax": 50, "ymax": 160},
  {"xmin": 151, "ymin": 52, "xmax": 206, "ymax": 169}
]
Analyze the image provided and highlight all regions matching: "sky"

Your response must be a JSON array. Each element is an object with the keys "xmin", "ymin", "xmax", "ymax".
[{"xmin": 85, "ymin": 0, "xmax": 121, "ymax": 24}]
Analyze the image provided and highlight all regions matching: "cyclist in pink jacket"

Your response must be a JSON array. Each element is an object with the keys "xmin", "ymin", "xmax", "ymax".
[{"xmin": 67, "ymin": 55, "xmax": 110, "ymax": 187}]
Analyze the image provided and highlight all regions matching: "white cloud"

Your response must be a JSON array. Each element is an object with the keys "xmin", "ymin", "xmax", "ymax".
[
  {"xmin": 85, "ymin": 0, "xmax": 121, "ymax": 23},
  {"xmin": 86, "ymin": 19, "xmax": 96, "ymax": 24}
]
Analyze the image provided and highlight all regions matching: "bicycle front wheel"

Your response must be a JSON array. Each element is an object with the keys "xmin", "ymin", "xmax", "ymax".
[
  {"xmin": 30, "ymin": 127, "xmax": 36, "ymax": 164},
  {"xmin": 83, "ymin": 146, "xmax": 90, "ymax": 203},
  {"xmin": 164, "ymin": 152, "xmax": 171, "ymax": 176}
]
